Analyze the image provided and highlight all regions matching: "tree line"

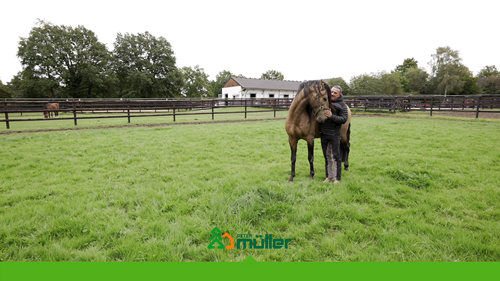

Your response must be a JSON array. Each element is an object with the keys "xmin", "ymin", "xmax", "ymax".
[
  {"xmin": 2, "ymin": 20, "xmax": 276, "ymax": 99},
  {"xmin": 329, "ymin": 49, "xmax": 500, "ymax": 96},
  {"xmin": 2, "ymin": 21, "xmax": 499, "ymax": 99}
]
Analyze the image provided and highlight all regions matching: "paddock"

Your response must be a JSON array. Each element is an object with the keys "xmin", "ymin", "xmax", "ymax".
[{"xmin": 0, "ymin": 116, "xmax": 499, "ymax": 261}]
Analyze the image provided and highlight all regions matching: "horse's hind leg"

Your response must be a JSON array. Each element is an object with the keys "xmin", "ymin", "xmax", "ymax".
[
  {"xmin": 307, "ymin": 138, "xmax": 315, "ymax": 180},
  {"xmin": 288, "ymin": 137, "xmax": 298, "ymax": 183},
  {"xmin": 343, "ymin": 143, "xmax": 350, "ymax": 171},
  {"xmin": 343, "ymin": 123, "xmax": 351, "ymax": 171}
]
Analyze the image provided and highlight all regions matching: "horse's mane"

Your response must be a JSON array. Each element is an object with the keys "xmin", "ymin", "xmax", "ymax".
[
  {"xmin": 296, "ymin": 80, "xmax": 332, "ymax": 115},
  {"xmin": 297, "ymin": 80, "xmax": 331, "ymax": 100}
]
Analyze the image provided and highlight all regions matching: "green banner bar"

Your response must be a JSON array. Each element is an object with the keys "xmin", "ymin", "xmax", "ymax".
[{"xmin": 1, "ymin": 262, "xmax": 499, "ymax": 281}]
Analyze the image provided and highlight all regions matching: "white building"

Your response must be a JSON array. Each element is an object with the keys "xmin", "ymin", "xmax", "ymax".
[{"xmin": 221, "ymin": 77, "xmax": 303, "ymax": 99}]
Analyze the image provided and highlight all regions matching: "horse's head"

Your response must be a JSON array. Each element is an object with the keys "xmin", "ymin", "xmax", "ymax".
[
  {"xmin": 44, "ymin": 104, "xmax": 49, "ymax": 118},
  {"xmin": 306, "ymin": 80, "xmax": 331, "ymax": 123}
]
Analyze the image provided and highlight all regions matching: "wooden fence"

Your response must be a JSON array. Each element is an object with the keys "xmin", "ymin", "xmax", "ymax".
[
  {"xmin": 2, "ymin": 96, "xmax": 500, "ymax": 129},
  {"xmin": 0, "ymin": 98, "xmax": 293, "ymax": 129},
  {"xmin": 342, "ymin": 95, "xmax": 500, "ymax": 118}
]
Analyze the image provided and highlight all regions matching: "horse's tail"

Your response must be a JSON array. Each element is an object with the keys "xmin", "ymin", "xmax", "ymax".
[{"xmin": 341, "ymin": 122, "xmax": 351, "ymax": 162}]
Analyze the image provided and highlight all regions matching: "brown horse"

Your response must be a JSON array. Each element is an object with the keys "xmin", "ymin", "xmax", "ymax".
[
  {"xmin": 285, "ymin": 81, "xmax": 351, "ymax": 182},
  {"xmin": 44, "ymin": 103, "xmax": 59, "ymax": 118}
]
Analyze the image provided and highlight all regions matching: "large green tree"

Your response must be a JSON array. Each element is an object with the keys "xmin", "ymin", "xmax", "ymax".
[
  {"xmin": 0, "ymin": 80, "xmax": 13, "ymax": 98},
  {"xmin": 380, "ymin": 72, "xmax": 403, "ymax": 95},
  {"xmin": 349, "ymin": 73, "xmax": 384, "ymax": 95},
  {"xmin": 477, "ymin": 65, "xmax": 499, "ymax": 78},
  {"xmin": 404, "ymin": 67, "xmax": 429, "ymax": 94},
  {"xmin": 480, "ymin": 76, "xmax": 500, "ymax": 95},
  {"xmin": 394, "ymin": 58, "xmax": 418, "ymax": 74},
  {"xmin": 113, "ymin": 32, "xmax": 182, "ymax": 98},
  {"xmin": 181, "ymin": 65, "xmax": 210, "ymax": 97},
  {"xmin": 428, "ymin": 46, "xmax": 468, "ymax": 96},
  {"xmin": 261, "ymin": 70, "xmax": 284, "ymax": 80},
  {"xmin": 327, "ymin": 77, "xmax": 351, "ymax": 95},
  {"xmin": 350, "ymin": 71, "xmax": 403, "ymax": 95},
  {"xmin": 208, "ymin": 70, "xmax": 245, "ymax": 97},
  {"xmin": 476, "ymin": 66, "xmax": 500, "ymax": 95},
  {"xmin": 208, "ymin": 70, "xmax": 233, "ymax": 98},
  {"xmin": 17, "ymin": 20, "xmax": 114, "ymax": 98},
  {"xmin": 393, "ymin": 58, "xmax": 420, "ymax": 92},
  {"xmin": 459, "ymin": 67, "xmax": 480, "ymax": 95}
]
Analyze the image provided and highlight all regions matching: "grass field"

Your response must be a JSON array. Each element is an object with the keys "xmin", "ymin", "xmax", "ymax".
[{"xmin": 1, "ymin": 116, "xmax": 499, "ymax": 261}]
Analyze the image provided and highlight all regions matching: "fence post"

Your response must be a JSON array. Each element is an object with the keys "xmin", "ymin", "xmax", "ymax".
[
  {"xmin": 430, "ymin": 97, "xmax": 434, "ymax": 116},
  {"xmin": 212, "ymin": 100, "xmax": 214, "ymax": 120},
  {"xmin": 245, "ymin": 99, "xmax": 247, "ymax": 119},
  {"xmin": 4, "ymin": 101, "xmax": 9, "ymax": 129},
  {"xmin": 127, "ymin": 99, "xmax": 131, "ymax": 123},
  {"xmin": 476, "ymin": 96, "xmax": 480, "ymax": 118},
  {"xmin": 73, "ymin": 100, "xmax": 77, "ymax": 126},
  {"xmin": 173, "ymin": 100, "xmax": 176, "ymax": 122},
  {"xmin": 274, "ymin": 101, "xmax": 276, "ymax": 117}
]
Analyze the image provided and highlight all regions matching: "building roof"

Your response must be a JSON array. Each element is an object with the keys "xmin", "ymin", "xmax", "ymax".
[{"xmin": 226, "ymin": 77, "xmax": 303, "ymax": 91}]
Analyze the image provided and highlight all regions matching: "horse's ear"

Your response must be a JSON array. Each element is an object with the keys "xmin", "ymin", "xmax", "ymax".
[{"xmin": 319, "ymin": 80, "xmax": 324, "ymax": 91}]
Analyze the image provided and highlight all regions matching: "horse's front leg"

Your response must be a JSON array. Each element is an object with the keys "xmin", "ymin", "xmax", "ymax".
[
  {"xmin": 307, "ymin": 138, "xmax": 315, "ymax": 180},
  {"xmin": 288, "ymin": 137, "xmax": 298, "ymax": 183}
]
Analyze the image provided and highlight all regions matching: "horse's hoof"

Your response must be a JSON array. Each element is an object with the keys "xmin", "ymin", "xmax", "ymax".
[
  {"xmin": 345, "ymin": 168, "xmax": 350, "ymax": 172},
  {"xmin": 287, "ymin": 180, "xmax": 293, "ymax": 183}
]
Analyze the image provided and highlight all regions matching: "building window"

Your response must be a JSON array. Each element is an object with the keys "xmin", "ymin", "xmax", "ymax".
[
  {"xmin": 284, "ymin": 95, "xmax": 289, "ymax": 98},
  {"xmin": 250, "ymin": 93, "xmax": 256, "ymax": 98},
  {"xmin": 269, "ymin": 94, "xmax": 275, "ymax": 98}
]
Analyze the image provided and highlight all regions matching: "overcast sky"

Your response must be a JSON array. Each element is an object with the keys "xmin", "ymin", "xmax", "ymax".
[{"xmin": 1, "ymin": 0, "xmax": 499, "ymax": 84}]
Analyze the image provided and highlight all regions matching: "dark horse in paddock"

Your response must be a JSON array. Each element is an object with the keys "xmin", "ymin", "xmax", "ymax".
[
  {"xmin": 44, "ymin": 103, "xmax": 59, "ymax": 118},
  {"xmin": 285, "ymin": 80, "xmax": 351, "ymax": 182}
]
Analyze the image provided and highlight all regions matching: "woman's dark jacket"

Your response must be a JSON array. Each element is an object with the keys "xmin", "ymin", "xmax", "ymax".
[{"xmin": 319, "ymin": 94, "xmax": 348, "ymax": 136}]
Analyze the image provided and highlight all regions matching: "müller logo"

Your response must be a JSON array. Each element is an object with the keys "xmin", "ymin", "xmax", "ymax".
[{"xmin": 207, "ymin": 227, "xmax": 293, "ymax": 249}]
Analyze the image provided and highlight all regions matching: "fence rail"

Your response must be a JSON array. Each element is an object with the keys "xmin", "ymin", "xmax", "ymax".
[
  {"xmin": 2, "ymin": 96, "xmax": 500, "ymax": 129},
  {"xmin": 343, "ymin": 95, "xmax": 500, "ymax": 117},
  {"xmin": 0, "ymin": 98, "xmax": 293, "ymax": 129}
]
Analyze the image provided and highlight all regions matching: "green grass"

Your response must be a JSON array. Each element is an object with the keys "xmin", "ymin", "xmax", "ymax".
[{"xmin": 1, "ymin": 117, "xmax": 499, "ymax": 261}]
